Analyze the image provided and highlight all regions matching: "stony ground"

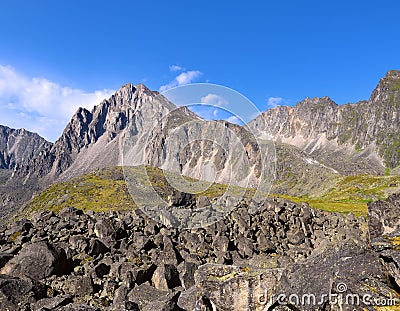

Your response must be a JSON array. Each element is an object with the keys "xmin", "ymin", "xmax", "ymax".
[{"xmin": 0, "ymin": 194, "xmax": 398, "ymax": 310}]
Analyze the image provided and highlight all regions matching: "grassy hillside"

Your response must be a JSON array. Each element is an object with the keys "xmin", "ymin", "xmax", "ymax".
[
  {"xmin": 23, "ymin": 166, "xmax": 247, "ymax": 217},
  {"xmin": 25, "ymin": 167, "xmax": 135, "ymax": 215},
  {"xmin": 272, "ymin": 174, "xmax": 400, "ymax": 217},
  {"xmin": 23, "ymin": 166, "xmax": 399, "ymax": 219}
]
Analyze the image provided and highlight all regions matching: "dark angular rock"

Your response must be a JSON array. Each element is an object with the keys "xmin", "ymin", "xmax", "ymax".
[
  {"xmin": 368, "ymin": 193, "xmax": 400, "ymax": 241},
  {"xmin": 0, "ymin": 253, "xmax": 13, "ymax": 269},
  {"xmin": 1, "ymin": 241, "xmax": 72, "ymax": 280},
  {"xmin": 69, "ymin": 235, "xmax": 89, "ymax": 253},
  {"xmin": 256, "ymin": 234, "xmax": 276, "ymax": 253},
  {"xmin": 135, "ymin": 264, "xmax": 157, "ymax": 285},
  {"xmin": 212, "ymin": 234, "xmax": 229, "ymax": 253},
  {"xmin": 276, "ymin": 241, "xmax": 391, "ymax": 310},
  {"xmin": 127, "ymin": 233, "xmax": 152, "ymax": 254},
  {"xmin": 193, "ymin": 263, "xmax": 282, "ymax": 311},
  {"xmin": 142, "ymin": 299, "xmax": 183, "ymax": 311},
  {"xmin": 94, "ymin": 262, "xmax": 111, "ymax": 278},
  {"xmin": 236, "ymin": 235, "xmax": 254, "ymax": 258},
  {"xmin": 168, "ymin": 191, "xmax": 196, "ymax": 207},
  {"xmin": 66, "ymin": 275, "xmax": 94, "ymax": 296},
  {"xmin": 112, "ymin": 284, "xmax": 129, "ymax": 305},
  {"xmin": 58, "ymin": 303, "xmax": 101, "ymax": 311},
  {"xmin": 287, "ymin": 229, "xmax": 305, "ymax": 245},
  {"xmin": 152, "ymin": 264, "xmax": 181, "ymax": 290},
  {"xmin": 109, "ymin": 262, "xmax": 137, "ymax": 288},
  {"xmin": 34, "ymin": 295, "xmax": 73, "ymax": 311},
  {"xmin": 177, "ymin": 286, "xmax": 198, "ymax": 310},
  {"xmin": 5, "ymin": 219, "xmax": 33, "ymax": 236},
  {"xmin": 94, "ymin": 218, "xmax": 115, "ymax": 241},
  {"xmin": 109, "ymin": 301, "xmax": 140, "ymax": 311},
  {"xmin": 58, "ymin": 206, "xmax": 83, "ymax": 221},
  {"xmin": 178, "ymin": 261, "xmax": 198, "ymax": 289},
  {"xmin": 127, "ymin": 283, "xmax": 175, "ymax": 309},
  {"xmin": 88, "ymin": 239, "xmax": 110, "ymax": 257},
  {"xmin": 0, "ymin": 275, "xmax": 49, "ymax": 309}
]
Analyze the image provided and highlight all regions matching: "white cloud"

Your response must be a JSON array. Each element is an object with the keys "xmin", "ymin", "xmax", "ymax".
[
  {"xmin": 200, "ymin": 93, "xmax": 228, "ymax": 107},
  {"xmin": 169, "ymin": 65, "xmax": 184, "ymax": 72},
  {"xmin": 0, "ymin": 65, "xmax": 114, "ymax": 142},
  {"xmin": 176, "ymin": 71, "xmax": 202, "ymax": 85},
  {"xmin": 188, "ymin": 106, "xmax": 217, "ymax": 120},
  {"xmin": 225, "ymin": 116, "xmax": 243, "ymax": 125},
  {"xmin": 159, "ymin": 70, "xmax": 202, "ymax": 92},
  {"xmin": 267, "ymin": 96, "xmax": 283, "ymax": 108}
]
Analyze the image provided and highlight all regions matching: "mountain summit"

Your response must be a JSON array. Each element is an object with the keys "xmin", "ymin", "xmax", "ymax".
[
  {"xmin": 249, "ymin": 70, "xmax": 400, "ymax": 174},
  {"xmin": 0, "ymin": 125, "xmax": 51, "ymax": 170}
]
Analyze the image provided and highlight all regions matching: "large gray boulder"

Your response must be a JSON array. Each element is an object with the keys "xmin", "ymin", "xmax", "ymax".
[
  {"xmin": 368, "ymin": 193, "xmax": 400, "ymax": 241},
  {"xmin": 1, "ymin": 241, "xmax": 71, "ymax": 280}
]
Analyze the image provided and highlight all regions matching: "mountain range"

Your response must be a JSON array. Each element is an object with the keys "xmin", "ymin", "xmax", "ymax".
[{"xmin": 0, "ymin": 70, "xmax": 399, "ymax": 219}]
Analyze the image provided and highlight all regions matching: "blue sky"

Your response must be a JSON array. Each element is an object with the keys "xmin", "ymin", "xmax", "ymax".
[{"xmin": 0, "ymin": 0, "xmax": 399, "ymax": 141}]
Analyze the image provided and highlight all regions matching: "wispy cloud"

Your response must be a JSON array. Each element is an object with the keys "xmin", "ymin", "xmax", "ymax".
[
  {"xmin": 189, "ymin": 106, "xmax": 218, "ymax": 120},
  {"xmin": 159, "ymin": 70, "xmax": 202, "ymax": 92},
  {"xmin": 201, "ymin": 93, "xmax": 228, "ymax": 107},
  {"xmin": 169, "ymin": 65, "xmax": 184, "ymax": 72},
  {"xmin": 0, "ymin": 65, "xmax": 114, "ymax": 141},
  {"xmin": 267, "ymin": 96, "xmax": 283, "ymax": 108},
  {"xmin": 225, "ymin": 115, "xmax": 243, "ymax": 125}
]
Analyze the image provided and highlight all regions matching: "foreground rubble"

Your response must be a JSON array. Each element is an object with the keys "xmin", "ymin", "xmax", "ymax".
[{"xmin": 0, "ymin": 194, "xmax": 398, "ymax": 310}]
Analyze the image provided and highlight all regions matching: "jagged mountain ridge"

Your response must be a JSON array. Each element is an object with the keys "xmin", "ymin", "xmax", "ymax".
[
  {"xmin": 15, "ymin": 70, "xmax": 400, "ymax": 186},
  {"xmin": 17, "ymin": 83, "xmax": 274, "ymax": 191},
  {"xmin": 0, "ymin": 125, "xmax": 51, "ymax": 170},
  {"xmin": 16, "ymin": 84, "xmax": 187, "ymax": 184},
  {"xmin": 249, "ymin": 70, "xmax": 400, "ymax": 174},
  {"xmin": 0, "ymin": 126, "xmax": 51, "ymax": 219}
]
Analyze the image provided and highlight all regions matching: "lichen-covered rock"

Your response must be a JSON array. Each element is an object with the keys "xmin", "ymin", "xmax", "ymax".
[{"xmin": 193, "ymin": 264, "xmax": 282, "ymax": 311}]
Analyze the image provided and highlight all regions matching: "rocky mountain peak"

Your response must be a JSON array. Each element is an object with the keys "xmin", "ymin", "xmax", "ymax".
[
  {"xmin": 113, "ymin": 82, "xmax": 139, "ymax": 100},
  {"xmin": 249, "ymin": 70, "xmax": 400, "ymax": 172},
  {"xmin": 0, "ymin": 125, "xmax": 51, "ymax": 170},
  {"xmin": 12, "ymin": 82, "xmax": 182, "ymax": 183},
  {"xmin": 103, "ymin": 83, "xmax": 174, "ymax": 117},
  {"xmin": 369, "ymin": 70, "xmax": 400, "ymax": 103},
  {"xmin": 134, "ymin": 83, "xmax": 154, "ymax": 95},
  {"xmin": 296, "ymin": 96, "xmax": 338, "ymax": 111},
  {"xmin": 385, "ymin": 69, "xmax": 400, "ymax": 79},
  {"xmin": 114, "ymin": 82, "xmax": 156, "ymax": 100}
]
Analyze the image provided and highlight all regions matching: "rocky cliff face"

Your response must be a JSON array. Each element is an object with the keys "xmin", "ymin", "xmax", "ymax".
[
  {"xmin": 0, "ymin": 127, "xmax": 52, "ymax": 218},
  {"xmin": 249, "ymin": 70, "xmax": 400, "ymax": 174},
  {"xmin": 0, "ymin": 125, "xmax": 51, "ymax": 170},
  {"xmin": 272, "ymin": 142, "xmax": 341, "ymax": 196}
]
